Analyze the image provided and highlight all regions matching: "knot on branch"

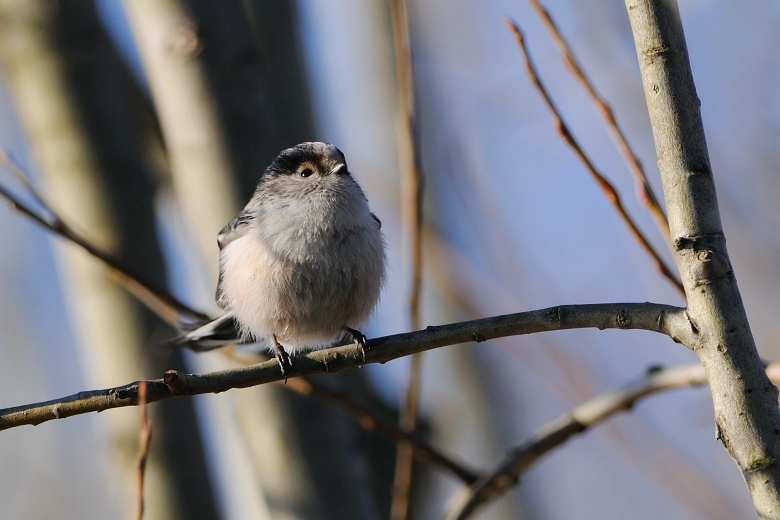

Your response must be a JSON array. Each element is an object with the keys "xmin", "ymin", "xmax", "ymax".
[
  {"xmin": 673, "ymin": 233, "xmax": 724, "ymax": 252},
  {"xmin": 111, "ymin": 387, "xmax": 135, "ymax": 401},
  {"xmin": 673, "ymin": 233, "xmax": 732, "ymax": 286},
  {"xmin": 715, "ymin": 418, "xmax": 731, "ymax": 451},
  {"xmin": 615, "ymin": 309, "xmax": 631, "ymax": 329},
  {"xmin": 745, "ymin": 456, "xmax": 777, "ymax": 473},
  {"xmin": 689, "ymin": 249, "xmax": 731, "ymax": 285},
  {"xmin": 164, "ymin": 370, "xmax": 188, "ymax": 394},
  {"xmin": 643, "ymin": 45, "xmax": 671, "ymax": 64}
]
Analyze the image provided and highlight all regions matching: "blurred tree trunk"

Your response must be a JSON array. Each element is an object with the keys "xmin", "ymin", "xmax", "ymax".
[
  {"xmin": 0, "ymin": 1, "xmax": 218, "ymax": 519},
  {"xmin": 124, "ymin": 0, "xmax": 395, "ymax": 518},
  {"xmin": 238, "ymin": 0, "xmax": 315, "ymax": 152}
]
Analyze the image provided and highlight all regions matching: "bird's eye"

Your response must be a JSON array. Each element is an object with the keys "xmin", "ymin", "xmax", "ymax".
[{"xmin": 300, "ymin": 168, "xmax": 314, "ymax": 178}]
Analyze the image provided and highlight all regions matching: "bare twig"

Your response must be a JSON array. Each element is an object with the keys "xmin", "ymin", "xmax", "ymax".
[
  {"xmin": 292, "ymin": 376, "xmax": 479, "ymax": 484},
  {"xmin": 527, "ymin": 0, "xmax": 669, "ymax": 240},
  {"xmin": 392, "ymin": 353, "xmax": 422, "ymax": 520},
  {"xmin": 389, "ymin": 0, "xmax": 424, "ymax": 325},
  {"xmin": 0, "ymin": 302, "xmax": 689, "ymax": 431},
  {"xmin": 447, "ymin": 361, "xmax": 780, "ymax": 519},
  {"xmin": 0, "ymin": 150, "xmax": 49, "ymax": 208},
  {"xmin": 504, "ymin": 19, "xmax": 683, "ymax": 295},
  {"xmin": 135, "ymin": 381, "xmax": 153, "ymax": 520},
  {"xmin": 222, "ymin": 348, "xmax": 480, "ymax": 484},
  {"xmin": 0, "ymin": 159, "xmax": 208, "ymax": 326},
  {"xmin": 389, "ymin": 0, "xmax": 426, "ymax": 517}
]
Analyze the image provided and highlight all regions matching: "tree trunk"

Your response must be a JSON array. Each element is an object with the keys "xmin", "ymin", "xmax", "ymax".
[{"xmin": 626, "ymin": 1, "xmax": 780, "ymax": 517}]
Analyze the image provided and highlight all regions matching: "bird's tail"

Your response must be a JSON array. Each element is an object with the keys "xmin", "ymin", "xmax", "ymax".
[{"xmin": 165, "ymin": 313, "xmax": 243, "ymax": 352}]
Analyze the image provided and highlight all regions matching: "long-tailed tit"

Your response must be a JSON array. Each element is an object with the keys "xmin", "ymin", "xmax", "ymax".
[{"xmin": 173, "ymin": 142, "xmax": 387, "ymax": 378}]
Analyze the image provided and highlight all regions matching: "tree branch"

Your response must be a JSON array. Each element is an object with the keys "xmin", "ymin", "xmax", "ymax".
[
  {"xmin": 446, "ymin": 361, "xmax": 723, "ymax": 519},
  {"xmin": 135, "ymin": 381, "xmax": 153, "ymax": 520},
  {"xmin": 625, "ymin": 1, "xmax": 780, "ymax": 517},
  {"xmin": 449, "ymin": 360, "xmax": 780, "ymax": 518},
  {"xmin": 0, "ymin": 302, "xmax": 688, "ymax": 431},
  {"xmin": 0, "ymin": 164, "xmax": 208, "ymax": 326},
  {"xmin": 289, "ymin": 376, "xmax": 480, "ymax": 485},
  {"xmin": 527, "ymin": 0, "xmax": 670, "ymax": 241}
]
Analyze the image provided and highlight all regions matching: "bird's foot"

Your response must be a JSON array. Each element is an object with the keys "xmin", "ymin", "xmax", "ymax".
[
  {"xmin": 272, "ymin": 334, "xmax": 292, "ymax": 383},
  {"xmin": 343, "ymin": 326, "xmax": 368, "ymax": 364}
]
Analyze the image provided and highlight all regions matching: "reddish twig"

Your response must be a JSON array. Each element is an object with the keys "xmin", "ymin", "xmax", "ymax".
[
  {"xmin": 392, "ymin": 352, "xmax": 423, "ymax": 520},
  {"xmin": 504, "ymin": 20, "xmax": 683, "ymax": 295},
  {"xmin": 389, "ymin": 0, "xmax": 426, "ymax": 517},
  {"xmin": 527, "ymin": 0, "xmax": 670, "ymax": 240},
  {"xmin": 135, "ymin": 381, "xmax": 153, "ymax": 520}
]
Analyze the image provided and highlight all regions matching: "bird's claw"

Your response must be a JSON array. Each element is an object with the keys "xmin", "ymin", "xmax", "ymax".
[
  {"xmin": 272, "ymin": 334, "xmax": 292, "ymax": 383},
  {"xmin": 344, "ymin": 327, "xmax": 368, "ymax": 364}
]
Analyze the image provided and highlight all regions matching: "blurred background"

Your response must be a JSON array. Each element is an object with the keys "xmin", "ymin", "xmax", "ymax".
[{"xmin": 0, "ymin": 0, "xmax": 778, "ymax": 518}]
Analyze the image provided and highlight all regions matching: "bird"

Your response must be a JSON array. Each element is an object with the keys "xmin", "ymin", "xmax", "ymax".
[{"xmin": 171, "ymin": 142, "xmax": 387, "ymax": 379}]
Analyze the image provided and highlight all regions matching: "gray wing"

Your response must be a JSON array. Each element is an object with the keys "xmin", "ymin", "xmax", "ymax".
[
  {"xmin": 216, "ymin": 210, "xmax": 254, "ymax": 308},
  {"xmin": 218, "ymin": 210, "xmax": 254, "ymax": 250}
]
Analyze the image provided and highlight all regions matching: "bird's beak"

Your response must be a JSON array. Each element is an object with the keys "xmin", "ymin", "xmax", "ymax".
[{"xmin": 328, "ymin": 163, "xmax": 346, "ymax": 176}]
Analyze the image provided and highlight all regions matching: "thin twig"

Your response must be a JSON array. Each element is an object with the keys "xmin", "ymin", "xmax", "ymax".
[
  {"xmin": 0, "ymin": 160, "xmax": 208, "ymax": 325},
  {"xmin": 135, "ymin": 381, "xmax": 153, "ymax": 520},
  {"xmin": 392, "ymin": 353, "xmax": 422, "ymax": 520},
  {"xmin": 527, "ymin": 0, "xmax": 670, "ymax": 240},
  {"xmin": 389, "ymin": 0, "xmax": 426, "ymax": 517},
  {"xmin": 222, "ymin": 348, "xmax": 480, "ymax": 484},
  {"xmin": 389, "ymin": 0, "xmax": 424, "ymax": 324},
  {"xmin": 299, "ymin": 375, "xmax": 478, "ymax": 484},
  {"xmin": 446, "ymin": 361, "xmax": 780, "ymax": 519},
  {"xmin": 0, "ymin": 150, "xmax": 49, "ymax": 208},
  {"xmin": 504, "ymin": 20, "xmax": 684, "ymax": 295},
  {"xmin": 0, "ymin": 302, "xmax": 691, "ymax": 431}
]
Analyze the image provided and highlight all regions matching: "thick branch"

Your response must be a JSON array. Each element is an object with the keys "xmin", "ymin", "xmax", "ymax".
[
  {"xmin": 626, "ymin": 1, "xmax": 780, "ymax": 517},
  {"xmin": 0, "ymin": 302, "xmax": 687, "ymax": 431}
]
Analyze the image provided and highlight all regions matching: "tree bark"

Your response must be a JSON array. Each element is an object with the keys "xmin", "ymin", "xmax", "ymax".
[{"xmin": 625, "ymin": 1, "xmax": 780, "ymax": 517}]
